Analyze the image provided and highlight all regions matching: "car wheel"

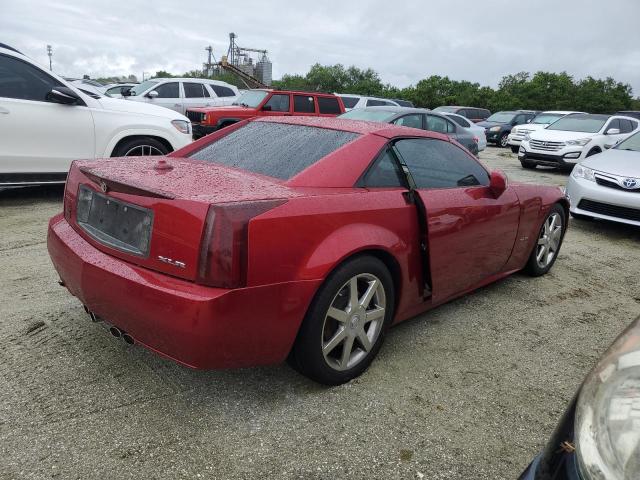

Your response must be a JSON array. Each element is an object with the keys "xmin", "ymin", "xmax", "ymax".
[
  {"xmin": 289, "ymin": 255, "xmax": 395, "ymax": 385},
  {"xmin": 511, "ymin": 146, "xmax": 520, "ymax": 154},
  {"xmin": 570, "ymin": 211, "xmax": 592, "ymax": 221},
  {"xmin": 520, "ymin": 159, "xmax": 536, "ymax": 169},
  {"xmin": 586, "ymin": 148, "xmax": 601, "ymax": 158},
  {"xmin": 499, "ymin": 133, "xmax": 509, "ymax": 148},
  {"xmin": 524, "ymin": 204, "xmax": 566, "ymax": 277},
  {"xmin": 113, "ymin": 137, "xmax": 170, "ymax": 157}
]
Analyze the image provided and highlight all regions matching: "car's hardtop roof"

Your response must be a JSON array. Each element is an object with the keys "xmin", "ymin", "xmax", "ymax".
[
  {"xmin": 437, "ymin": 105, "xmax": 484, "ymax": 109},
  {"xmin": 254, "ymin": 89, "xmax": 339, "ymax": 97},
  {"xmin": 252, "ymin": 115, "xmax": 448, "ymax": 140},
  {"xmin": 353, "ymin": 106, "xmax": 430, "ymax": 115},
  {"xmin": 0, "ymin": 43, "xmax": 21, "ymax": 54}
]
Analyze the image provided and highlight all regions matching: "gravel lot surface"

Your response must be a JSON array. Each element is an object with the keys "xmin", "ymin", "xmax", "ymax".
[{"xmin": 1, "ymin": 148, "xmax": 639, "ymax": 480}]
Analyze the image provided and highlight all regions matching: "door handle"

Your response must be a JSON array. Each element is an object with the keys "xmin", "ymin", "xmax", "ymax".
[{"xmin": 0, "ymin": 107, "xmax": 9, "ymax": 114}]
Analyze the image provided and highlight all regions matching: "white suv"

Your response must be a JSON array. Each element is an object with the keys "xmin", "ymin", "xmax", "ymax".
[
  {"xmin": 335, "ymin": 93, "xmax": 400, "ymax": 111},
  {"xmin": 124, "ymin": 78, "xmax": 239, "ymax": 115},
  {"xmin": 518, "ymin": 113, "xmax": 639, "ymax": 171},
  {"xmin": 0, "ymin": 44, "xmax": 193, "ymax": 187},
  {"xmin": 507, "ymin": 111, "xmax": 583, "ymax": 153}
]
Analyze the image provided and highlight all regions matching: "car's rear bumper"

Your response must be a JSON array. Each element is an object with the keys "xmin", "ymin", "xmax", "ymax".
[
  {"xmin": 566, "ymin": 175, "xmax": 640, "ymax": 226},
  {"xmin": 47, "ymin": 214, "xmax": 321, "ymax": 369}
]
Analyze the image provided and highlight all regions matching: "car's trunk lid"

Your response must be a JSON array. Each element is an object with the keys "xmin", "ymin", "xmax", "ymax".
[{"xmin": 65, "ymin": 156, "xmax": 298, "ymax": 281}]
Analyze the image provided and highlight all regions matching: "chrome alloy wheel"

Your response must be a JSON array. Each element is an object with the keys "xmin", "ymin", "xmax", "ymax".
[
  {"xmin": 535, "ymin": 212, "xmax": 563, "ymax": 268},
  {"xmin": 123, "ymin": 145, "xmax": 165, "ymax": 156},
  {"xmin": 321, "ymin": 273, "xmax": 386, "ymax": 371}
]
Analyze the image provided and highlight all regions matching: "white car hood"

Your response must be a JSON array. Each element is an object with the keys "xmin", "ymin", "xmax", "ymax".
[
  {"xmin": 581, "ymin": 149, "xmax": 640, "ymax": 178},
  {"xmin": 529, "ymin": 129, "xmax": 595, "ymax": 142},
  {"xmin": 95, "ymin": 96, "xmax": 187, "ymax": 120}
]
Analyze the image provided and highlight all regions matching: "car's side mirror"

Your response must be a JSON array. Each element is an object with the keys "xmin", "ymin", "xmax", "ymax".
[
  {"xmin": 489, "ymin": 170, "xmax": 508, "ymax": 197},
  {"xmin": 262, "ymin": 105, "xmax": 272, "ymax": 111},
  {"xmin": 526, "ymin": 118, "xmax": 532, "ymax": 123},
  {"xmin": 606, "ymin": 128, "xmax": 620, "ymax": 135},
  {"xmin": 46, "ymin": 86, "xmax": 81, "ymax": 105},
  {"xmin": 146, "ymin": 90, "xmax": 159, "ymax": 99}
]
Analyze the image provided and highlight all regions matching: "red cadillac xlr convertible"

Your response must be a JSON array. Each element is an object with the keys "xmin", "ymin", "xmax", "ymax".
[{"xmin": 48, "ymin": 116, "xmax": 568, "ymax": 384}]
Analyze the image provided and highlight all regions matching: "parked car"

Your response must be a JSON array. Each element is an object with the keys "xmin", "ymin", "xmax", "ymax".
[
  {"xmin": 519, "ymin": 314, "xmax": 640, "ymax": 480},
  {"xmin": 442, "ymin": 112, "xmax": 487, "ymax": 151},
  {"xmin": 507, "ymin": 111, "xmax": 584, "ymax": 153},
  {"xmin": 433, "ymin": 106, "xmax": 491, "ymax": 123},
  {"xmin": 616, "ymin": 110, "xmax": 640, "ymax": 120},
  {"xmin": 187, "ymin": 89, "xmax": 345, "ymax": 139},
  {"xmin": 339, "ymin": 106, "xmax": 481, "ymax": 155},
  {"xmin": 123, "ymin": 78, "xmax": 239, "ymax": 115},
  {"xmin": 0, "ymin": 44, "xmax": 193, "ymax": 187},
  {"xmin": 335, "ymin": 93, "xmax": 400, "ymax": 111},
  {"xmin": 519, "ymin": 113, "xmax": 640, "ymax": 171},
  {"xmin": 478, "ymin": 110, "xmax": 538, "ymax": 148},
  {"xmin": 391, "ymin": 98, "xmax": 415, "ymax": 108},
  {"xmin": 103, "ymin": 83, "xmax": 137, "ymax": 98},
  {"xmin": 48, "ymin": 116, "xmax": 567, "ymax": 385},
  {"xmin": 565, "ymin": 130, "xmax": 640, "ymax": 226}
]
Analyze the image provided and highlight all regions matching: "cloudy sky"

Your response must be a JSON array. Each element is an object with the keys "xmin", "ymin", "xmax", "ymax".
[{"xmin": 3, "ymin": 0, "xmax": 640, "ymax": 93}]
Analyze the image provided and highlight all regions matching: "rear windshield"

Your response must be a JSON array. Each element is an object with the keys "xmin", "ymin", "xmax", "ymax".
[
  {"xmin": 188, "ymin": 122, "xmax": 360, "ymax": 180},
  {"xmin": 340, "ymin": 96, "xmax": 359, "ymax": 108},
  {"xmin": 547, "ymin": 115, "xmax": 607, "ymax": 133},
  {"xmin": 339, "ymin": 109, "xmax": 396, "ymax": 122}
]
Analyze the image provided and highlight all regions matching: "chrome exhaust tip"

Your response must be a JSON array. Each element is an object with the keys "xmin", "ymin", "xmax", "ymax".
[
  {"xmin": 109, "ymin": 326, "xmax": 123, "ymax": 338},
  {"xmin": 121, "ymin": 333, "xmax": 135, "ymax": 345}
]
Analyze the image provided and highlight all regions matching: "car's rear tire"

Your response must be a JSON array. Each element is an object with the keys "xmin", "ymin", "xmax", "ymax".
[
  {"xmin": 510, "ymin": 145, "xmax": 520, "ymax": 154},
  {"xmin": 524, "ymin": 204, "xmax": 566, "ymax": 277},
  {"xmin": 112, "ymin": 137, "xmax": 170, "ymax": 157},
  {"xmin": 520, "ymin": 159, "xmax": 536, "ymax": 169},
  {"xmin": 289, "ymin": 255, "xmax": 395, "ymax": 385},
  {"xmin": 499, "ymin": 133, "xmax": 509, "ymax": 148}
]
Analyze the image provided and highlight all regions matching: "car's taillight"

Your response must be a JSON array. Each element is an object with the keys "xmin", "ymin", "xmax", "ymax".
[
  {"xmin": 473, "ymin": 136, "xmax": 479, "ymax": 144},
  {"xmin": 197, "ymin": 200, "xmax": 286, "ymax": 288}
]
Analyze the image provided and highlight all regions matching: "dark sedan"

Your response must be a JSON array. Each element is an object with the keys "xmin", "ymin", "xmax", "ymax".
[
  {"xmin": 478, "ymin": 110, "xmax": 538, "ymax": 147},
  {"xmin": 339, "ymin": 106, "xmax": 480, "ymax": 155},
  {"xmin": 520, "ymin": 315, "xmax": 640, "ymax": 479}
]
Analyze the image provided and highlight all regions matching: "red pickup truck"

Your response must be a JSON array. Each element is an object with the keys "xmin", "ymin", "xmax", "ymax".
[{"xmin": 186, "ymin": 89, "xmax": 346, "ymax": 138}]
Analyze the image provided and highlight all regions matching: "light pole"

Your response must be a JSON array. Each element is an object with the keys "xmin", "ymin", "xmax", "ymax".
[{"xmin": 46, "ymin": 45, "xmax": 53, "ymax": 71}]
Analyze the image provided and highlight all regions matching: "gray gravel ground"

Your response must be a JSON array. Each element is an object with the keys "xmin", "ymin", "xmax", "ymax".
[{"xmin": 1, "ymin": 148, "xmax": 639, "ymax": 480}]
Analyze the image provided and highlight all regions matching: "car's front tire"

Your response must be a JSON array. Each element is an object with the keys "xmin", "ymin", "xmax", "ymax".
[
  {"xmin": 524, "ymin": 204, "xmax": 566, "ymax": 277},
  {"xmin": 112, "ymin": 137, "xmax": 170, "ymax": 157},
  {"xmin": 499, "ymin": 133, "xmax": 509, "ymax": 148},
  {"xmin": 289, "ymin": 255, "xmax": 395, "ymax": 385}
]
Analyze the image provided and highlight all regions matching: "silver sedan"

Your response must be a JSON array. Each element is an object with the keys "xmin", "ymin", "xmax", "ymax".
[{"xmin": 566, "ymin": 131, "xmax": 640, "ymax": 226}]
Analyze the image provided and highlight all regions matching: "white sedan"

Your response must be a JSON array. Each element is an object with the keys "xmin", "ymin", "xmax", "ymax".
[{"xmin": 566, "ymin": 131, "xmax": 640, "ymax": 226}]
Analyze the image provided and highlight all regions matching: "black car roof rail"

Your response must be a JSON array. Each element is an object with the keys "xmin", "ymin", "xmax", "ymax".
[{"xmin": 0, "ymin": 43, "xmax": 22, "ymax": 54}]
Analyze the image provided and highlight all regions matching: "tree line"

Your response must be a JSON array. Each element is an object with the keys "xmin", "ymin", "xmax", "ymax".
[{"xmin": 97, "ymin": 64, "xmax": 639, "ymax": 114}]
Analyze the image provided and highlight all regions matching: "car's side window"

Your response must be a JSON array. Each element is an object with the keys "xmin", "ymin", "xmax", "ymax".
[
  {"xmin": 619, "ymin": 119, "xmax": 634, "ymax": 134},
  {"xmin": 360, "ymin": 148, "xmax": 406, "ymax": 188},
  {"xmin": 393, "ymin": 114, "xmax": 423, "ymax": 129},
  {"xmin": 606, "ymin": 119, "xmax": 621, "ymax": 133},
  {"xmin": 211, "ymin": 85, "xmax": 235, "ymax": 98},
  {"xmin": 184, "ymin": 82, "xmax": 207, "ymax": 98},
  {"xmin": 450, "ymin": 115, "xmax": 471, "ymax": 128},
  {"xmin": 264, "ymin": 93, "xmax": 290, "ymax": 112},
  {"xmin": 154, "ymin": 82, "xmax": 180, "ymax": 98},
  {"xmin": 395, "ymin": 138, "xmax": 490, "ymax": 189},
  {"xmin": 629, "ymin": 120, "xmax": 639, "ymax": 131},
  {"xmin": 293, "ymin": 95, "xmax": 315, "ymax": 113},
  {"xmin": 317, "ymin": 96, "xmax": 341, "ymax": 114},
  {"xmin": 425, "ymin": 115, "xmax": 450, "ymax": 134},
  {"xmin": 366, "ymin": 99, "xmax": 389, "ymax": 107},
  {"xmin": 513, "ymin": 115, "xmax": 525, "ymax": 125},
  {"xmin": 0, "ymin": 54, "xmax": 63, "ymax": 102}
]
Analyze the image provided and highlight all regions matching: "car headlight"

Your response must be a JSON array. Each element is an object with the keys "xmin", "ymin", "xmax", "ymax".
[
  {"xmin": 490, "ymin": 126, "xmax": 501, "ymax": 132},
  {"xmin": 566, "ymin": 137, "xmax": 591, "ymax": 146},
  {"xmin": 572, "ymin": 164, "xmax": 596, "ymax": 181},
  {"xmin": 575, "ymin": 317, "xmax": 640, "ymax": 480},
  {"xmin": 171, "ymin": 120, "xmax": 192, "ymax": 135}
]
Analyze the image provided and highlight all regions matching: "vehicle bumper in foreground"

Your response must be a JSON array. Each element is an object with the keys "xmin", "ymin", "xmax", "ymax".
[
  {"xmin": 47, "ymin": 214, "xmax": 321, "ymax": 369},
  {"xmin": 565, "ymin": 175, "xmax": 640, "ymax": 226},
  {"xmin": 191, "ymin": 123, "xmax": 218, "ymax": 139}
]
